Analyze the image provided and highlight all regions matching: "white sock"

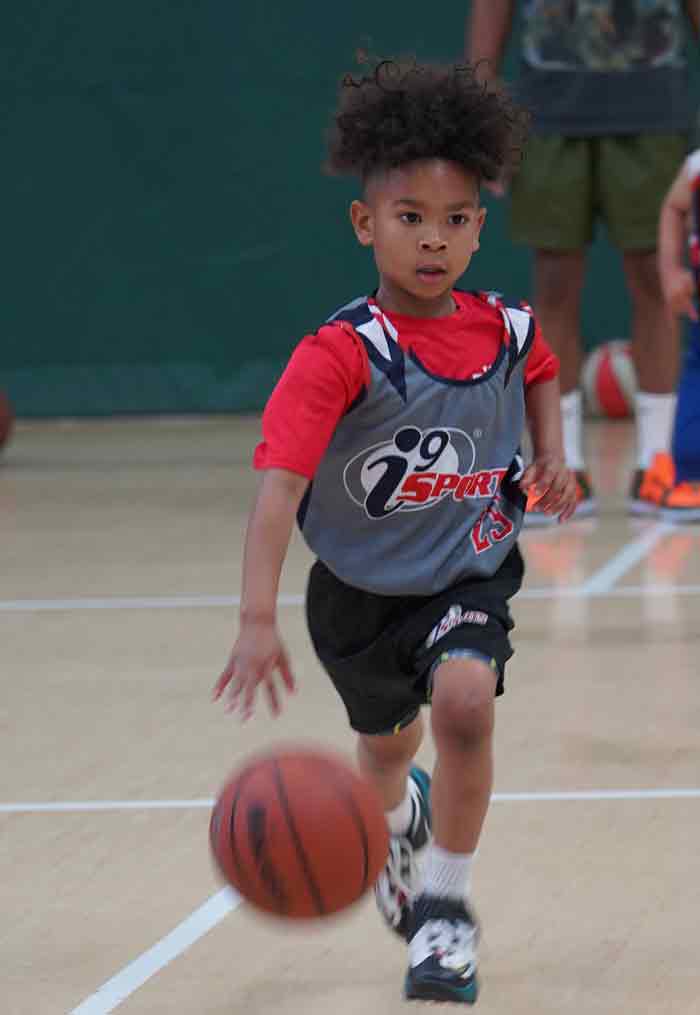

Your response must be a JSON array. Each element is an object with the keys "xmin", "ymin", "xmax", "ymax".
[
  {"xmin": 385, "ymin": 788, "xmax": 413, "ymax": 837},
  {"xmin": 561, "ymin": 390, "xmax": 584, "ymax": 470},
  {"xmin": 422, "ymin": 844, "xmax": 474, "ymax": 901},
  {"xmin": 635, "ymin": 391, "xmax": 677, "ymax": 468}
]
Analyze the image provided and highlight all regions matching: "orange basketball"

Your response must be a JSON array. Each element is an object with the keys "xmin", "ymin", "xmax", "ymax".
[
  {"xmin": 0, "ymin": 390, "xmax": 13, "ymax": 450},
  {"xmin": 209, "ymin": 746, "xmax": 389, "ymax": 919}
]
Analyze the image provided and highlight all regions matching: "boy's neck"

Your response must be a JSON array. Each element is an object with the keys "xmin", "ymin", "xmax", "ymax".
[{"xmin": 374, "ymin": 282, "xmax": 457, "ymax": 319}]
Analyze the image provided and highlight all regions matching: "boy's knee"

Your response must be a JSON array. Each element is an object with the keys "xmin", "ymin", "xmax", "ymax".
[{"xmin": 431, "ymin": 658, "xmax": 496, "ymax": 740}]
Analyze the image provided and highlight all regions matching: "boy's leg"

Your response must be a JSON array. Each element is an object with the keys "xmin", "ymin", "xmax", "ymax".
[
  {"xmin": 359, "ymin": 715, "xmax": 434, "ymax": 941},
  {"xmin": 429, "ymin": 658, "xmax": 495, "ymax": 852},
  {"xmin": 357, "ymin": 712, "xmax": 424, "ymax": 811},
  {"xmin": 404, "ymin": 654, "xmax": 496, "ymax": 1005}
]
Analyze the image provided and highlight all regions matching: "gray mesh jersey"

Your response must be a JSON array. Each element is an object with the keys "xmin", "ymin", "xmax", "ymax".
[{"xmin": 297, "ymin": 294, "xmax": 534, "ymax": 596}]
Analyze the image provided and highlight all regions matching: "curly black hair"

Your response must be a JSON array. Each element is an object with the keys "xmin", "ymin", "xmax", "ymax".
[{"xmin": 326, "ymin": 58, "xmax": 527, "ymax": 186}]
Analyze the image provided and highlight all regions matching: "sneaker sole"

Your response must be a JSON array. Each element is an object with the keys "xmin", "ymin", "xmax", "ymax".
[
  {"xmin": 628, "ymin": 498, "xmax": 661, "ymax": 517},
  {"xmin": 659, "ymin": 506, "xmax": 700, "ymax": 523},
  {"xmin": 405, "ymin": 972, "xmax": 479, "ymax": 1005}
]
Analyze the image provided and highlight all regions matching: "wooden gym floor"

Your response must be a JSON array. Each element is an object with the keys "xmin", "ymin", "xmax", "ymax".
[{"xmin": 2, "ymin": 416, "xmax": 699, "ymax": 1015}]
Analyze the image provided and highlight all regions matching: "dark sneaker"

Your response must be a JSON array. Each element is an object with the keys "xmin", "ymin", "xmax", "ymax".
[
  {"xmin": 404, "ymin": 894, "xmax": 479, "ymax": 1004},
  {"xmin": 374, "ymin": 765, "xmax": 431, "ymax": 940},
  {"xmin": 524, "ymin": 469, "xmax": 596, "ymax": 526},
  {"xmin": 660, "ymin": 479, "xmax": 700, "ymax": 523},
  {"xmin": 628, "ymin": 452, "xmax": 674, "ymax": 515}
]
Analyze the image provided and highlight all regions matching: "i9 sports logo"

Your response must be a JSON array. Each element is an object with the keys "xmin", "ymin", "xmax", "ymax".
[{"xmin": 343, "ymin": 426, "xmax": 505, "ymax": 520}]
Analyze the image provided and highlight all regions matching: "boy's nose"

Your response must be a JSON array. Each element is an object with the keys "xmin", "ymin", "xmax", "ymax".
[{"xmin": 419, "ymin": 235, "xmax": 447, "ymax": 251}]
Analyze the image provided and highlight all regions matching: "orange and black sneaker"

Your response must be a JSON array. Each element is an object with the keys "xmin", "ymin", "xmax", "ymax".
[
  {"xmin": 628, "ymin": 452, "xmax": 675, "ymax": 516},
  {"xmin": 660, "ymin": 479, "xmax": 700, "ymax": 523},
  {"xmin": 524, "ymin": 469, "xmax": 596, "ymax": 526}
]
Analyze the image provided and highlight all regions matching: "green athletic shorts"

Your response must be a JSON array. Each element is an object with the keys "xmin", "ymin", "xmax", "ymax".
[{"xmin": 510, "ymin": 133, "xmax": 688, "ymax": 252}]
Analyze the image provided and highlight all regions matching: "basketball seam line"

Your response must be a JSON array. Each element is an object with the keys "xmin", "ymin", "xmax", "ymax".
[
  {"xmin": 272, "ymin": 760, "xmax": 327, "ymax": 916},
  {"xmin": 228, "ymin": 767, "xmax": 258, "ymax": 901},
  {"xmin": 327, "ymin": 771, "xmax": 371, "ymax": 894}
]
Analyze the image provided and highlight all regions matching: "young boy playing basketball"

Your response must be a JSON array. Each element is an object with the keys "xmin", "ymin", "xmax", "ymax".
[
  {"xmin": 657, "ymin": 150, "xmax": 700, "ymax": 520},
  {"xmin": 215, "ymin": 59, "xmax": 577, "ymax": 1004}
]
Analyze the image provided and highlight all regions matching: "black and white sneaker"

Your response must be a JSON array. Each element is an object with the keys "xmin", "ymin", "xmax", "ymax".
[
  {"xmin": 404, "ymin": 894, "xmax": 480, "ymax": 1004},
  {"xmin": 374, "ymin": 765, "xmax": 431, "ymax": 940}
]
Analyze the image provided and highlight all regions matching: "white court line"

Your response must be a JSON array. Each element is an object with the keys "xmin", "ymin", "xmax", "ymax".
[
  {"xmin": 70, "ymin": 888, "xmax": 239, "ymax": 1015},
  {"xmin": 578, "ymin": 520, "xmax": 672, "ymax": 595},
  {"xmin": 0, "ymin": 594, "xmax": 286, "ymax": 612},
  {"xmin": 7, "ymin": 579, "xmax": 700, "ymax": 614},
  {"xmin": 5, "ymin": 788, "xmax": 700, "ymax": 815},
  {"xmin": 520, "ymin": 583, "xmax": 700, "ymax": 600},
  {"xmin": 8, "ymin": 582, "xmax": 700, "ymax": 612},
  {"xmin": 0, "ymin": 594, "xmax": 300, "ymax": 612},
  {"xmin": 0, "ymin": 799, "xmax": 214, "ymax": 813}
]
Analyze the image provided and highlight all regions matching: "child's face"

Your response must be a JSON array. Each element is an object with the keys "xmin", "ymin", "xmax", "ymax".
[{"xmin": 351, "ymin": 159, "xmax": 485, "ymax": 317}]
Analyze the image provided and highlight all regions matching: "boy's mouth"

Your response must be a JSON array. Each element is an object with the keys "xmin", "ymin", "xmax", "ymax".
[{"xmin": 416, "ymin": 265, "xmax": 448, "ymax": 281}]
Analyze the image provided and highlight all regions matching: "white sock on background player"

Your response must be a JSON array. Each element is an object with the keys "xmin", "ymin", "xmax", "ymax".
[
  {"xmin": 560, "ymin": 389, "xmax": 584, "ymax": 471},
  {"xmin": 635, "ymin": 391, "xmax": 677, "ymax": 469}
]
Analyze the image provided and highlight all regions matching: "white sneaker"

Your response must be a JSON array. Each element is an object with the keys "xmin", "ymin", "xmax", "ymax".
[{"xmin": 404, "ymin": 894, "xmax": 479, "ymax": 1004}]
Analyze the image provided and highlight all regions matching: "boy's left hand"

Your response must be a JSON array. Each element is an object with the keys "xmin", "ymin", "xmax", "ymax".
[{"xmin": 520, "ymin": 455, "xmax": 578, "ymax": 523}]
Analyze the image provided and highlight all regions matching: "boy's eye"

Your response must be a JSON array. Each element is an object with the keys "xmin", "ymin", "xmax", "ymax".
[
  {"xmin": 400, "ymin": 212, "xmax": 421, "ymax": 224},
  {"xmin": 449, "ymin": 214, "xmax": 468, "ymax": 226}
]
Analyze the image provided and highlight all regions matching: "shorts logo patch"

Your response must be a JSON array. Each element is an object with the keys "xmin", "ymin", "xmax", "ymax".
[{"xmin": 425, "ymin": 604, "xmax": 489, "ymax": 649}]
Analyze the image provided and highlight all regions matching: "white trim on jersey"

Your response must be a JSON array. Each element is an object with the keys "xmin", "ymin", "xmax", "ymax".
[
  {"xmin": 501, "ymin": 307, "xmax": 532, "ymax": 355},
  {"xmin": 356, "ymin": 317, "xmax": 393, "ymax": 361}
]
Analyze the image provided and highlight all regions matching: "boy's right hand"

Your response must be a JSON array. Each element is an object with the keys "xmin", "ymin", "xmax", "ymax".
[
  {"xmin": 213, "ymin": 619, "xmax": 296, "ymax": 721},
  {"xmin": 662, "ymin": 266, "xmax": 698, "ymax": 321}
]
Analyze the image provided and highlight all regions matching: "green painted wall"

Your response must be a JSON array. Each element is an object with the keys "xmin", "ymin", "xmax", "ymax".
[{"xmin": 2, "ymin": 3, "xmax": 698, "ymax": 416}]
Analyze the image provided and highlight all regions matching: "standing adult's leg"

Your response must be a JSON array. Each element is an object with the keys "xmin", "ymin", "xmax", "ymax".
[
  {"xmin": 533, "ymin": 249, "xmax": 587, "ymax": 397},
  {"xmin": 510, "ymin": 135, "xmax": 595, "ymax": 514},
  {"xmin": 623, "ymin": 249, "xmax": 679, "ymax": 396},
  {"xmin": 623, "ymin": 249, "xmax": 680, "ymax": 472},
  {"xmin": 529, "ymin": 250, "xmax": 596, "ymax": 516},
  {"xmin": 601, "ymin": 133, "xmax": 685, "ymax": 510}
]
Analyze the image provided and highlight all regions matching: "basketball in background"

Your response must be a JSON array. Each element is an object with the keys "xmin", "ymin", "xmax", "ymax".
[
  {"xmin": 210, "ymin": 745, "xmax": 390, "ymax": 920},
  {"xmin": 0, "ymin": 391, "xmax": 14, "ymax": 451},
  {"xmin": 581, "ymin": 340, "xmax": 637, "ymax": 419}
]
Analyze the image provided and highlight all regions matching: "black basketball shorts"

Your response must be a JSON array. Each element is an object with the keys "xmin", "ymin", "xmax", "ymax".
[{"xmin": 305, "ymin": 545, "xmax": 524, "ymax": 736}]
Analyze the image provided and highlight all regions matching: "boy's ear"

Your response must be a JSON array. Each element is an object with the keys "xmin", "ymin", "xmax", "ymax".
[
  {"xmin": 350, "ymin": 200, "xmax": 374, "ymax": 246},
  {"xmin": 473, "ymin": 205, "xmax": 487, "ymax": 251}
]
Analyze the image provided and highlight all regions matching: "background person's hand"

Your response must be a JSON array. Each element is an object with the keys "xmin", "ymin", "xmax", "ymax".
[{"xmin": 661, "ymin": 266, "xmax": 698, "ymax": 321}]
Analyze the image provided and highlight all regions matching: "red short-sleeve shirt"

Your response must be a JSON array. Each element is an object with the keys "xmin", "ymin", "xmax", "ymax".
[{"xmin": 254, "ymin": 291, "xmax": 558, "ymax": 479}]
